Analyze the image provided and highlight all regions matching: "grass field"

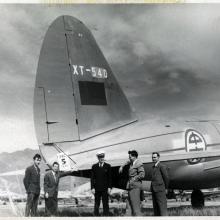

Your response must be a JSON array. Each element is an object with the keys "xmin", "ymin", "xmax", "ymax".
[
  {"xmin": 37, "ymin": 204, "xmax": 220, "ymax": 216},
  {"xmin": 168, "ymin": 206, "xmax": 220, "ymax": 216},
  {"xmin": 2, "ymin": 201, "xmax": 220, "ymax": 216}
]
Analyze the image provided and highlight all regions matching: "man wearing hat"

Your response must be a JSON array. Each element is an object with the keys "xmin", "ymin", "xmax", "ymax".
[
  {"xmin": 119, "ymin": 150, "xmax": 145, "ymax": 216},
  {"xmin": 91, "ymin": 150, "xmax": 112, "ymax": 216}
]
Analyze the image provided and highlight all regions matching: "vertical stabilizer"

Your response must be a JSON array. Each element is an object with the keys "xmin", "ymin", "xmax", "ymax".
[{"xmin": 34, "ymin": 15, "xmax": 137, "ymax": 144}]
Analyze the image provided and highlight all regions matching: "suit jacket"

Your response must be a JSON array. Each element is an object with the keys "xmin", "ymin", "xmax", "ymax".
[
  {"xmin": 23, "ymin": 164, "xmax": 40, "ymax": 194},
  {"xmin": 91, "ymin": 162, "xmax": 112, "ymax": 191},
  {"xmin": 126, "ymin": 159, "xmax": 145, "ymax": 190},
  {"xmin": 151, "ymin": 162, "xmax": 169, "ymax": 193},
  {"xmin": 44, "ymin": 170, "xmax": 72, "ymax": 198}
]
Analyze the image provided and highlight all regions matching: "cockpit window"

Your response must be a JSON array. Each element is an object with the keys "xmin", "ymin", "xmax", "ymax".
[{"xmin": 78, "ymin": 81, "xmax": 107, "ymax": 105}]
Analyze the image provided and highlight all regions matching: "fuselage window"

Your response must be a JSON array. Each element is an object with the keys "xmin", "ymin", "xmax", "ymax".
[{"xmin": 78, "ymin": 81, "xmax": 107, "ymax": 105}]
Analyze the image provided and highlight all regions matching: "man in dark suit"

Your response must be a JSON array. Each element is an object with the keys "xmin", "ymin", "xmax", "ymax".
[
  {"xmin": 23, "ymin": 153, "xmax": 41, "ymax": 216},
  {"xmin": 91, "ymin": 150, "xmax": 112, "ymax": 216},
  {"xmin": 151, "ymin": 152, "xmax": 169, "ymax": 216},
  {"xmin": 44, "ymin": 161, "xmax": 73, "ymax": 216},
  {"xmin": 119, "ymin": 150, "xmax": 145, "ymax": 216}
]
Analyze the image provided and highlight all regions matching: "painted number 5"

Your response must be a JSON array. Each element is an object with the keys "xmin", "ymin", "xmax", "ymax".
[{"xmin": 61, "ymin": 158, "xmax": 66, "ymax": 165}]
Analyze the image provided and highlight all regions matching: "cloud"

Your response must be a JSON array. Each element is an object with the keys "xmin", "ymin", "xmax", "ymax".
[
  {"xmin": 1, "ymin": 4, "xmax": 220, "ymax": 152},
  {"xmin": 0, "ymin": 115, "xmax": 38, "ymax": 153}
]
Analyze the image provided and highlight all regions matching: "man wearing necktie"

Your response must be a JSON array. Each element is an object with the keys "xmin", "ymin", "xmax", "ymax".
[
  {"xmin": 23, "ymin": 153, "xmax": 41, "ymax": 216},
  {"xmin": 151, "ymin": 152, "xmax": 169, "ymax": 216},
  {"xmin": 119, "ymin": 150, "xmax": 145, "ymax": 216},
  {"xmin": 91, "ymin": 150, "xmax": 112, "ymax": 216},
  {"xmin": 44, "ymin": 162, "xmax": 73, "ymax": 216}
]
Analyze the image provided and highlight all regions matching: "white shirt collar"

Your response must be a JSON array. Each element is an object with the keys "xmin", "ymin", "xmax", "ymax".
[
  {"xmin": 133, "ymin": 159, "xmax": 138, "ymax": 166},
  {"xmin": 155, "ymin": 161, "xmax": 160, "ymax": 167},
  {"xmin": 34, "ymin": 164, "xmax": 39, "ymax": 173},
  {"xmin": 99, "ymin": 162, "xmax": 105, "ymax": 166}
]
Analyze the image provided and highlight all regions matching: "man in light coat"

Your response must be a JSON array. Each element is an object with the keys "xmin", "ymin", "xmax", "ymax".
[{"xmin": 119, "ymin": 150, "xmax": 145, "ymax": 216}]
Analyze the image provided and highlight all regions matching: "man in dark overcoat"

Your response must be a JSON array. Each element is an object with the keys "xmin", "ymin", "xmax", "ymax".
[{"xmin": 91, "ymin": 150, "xmax": 112, "ymax": 216}]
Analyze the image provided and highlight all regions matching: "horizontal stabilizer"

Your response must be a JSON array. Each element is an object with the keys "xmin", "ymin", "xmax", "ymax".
[{"xmin": 77, "ymin": 150, "xmax": 220, "ymax": 170}]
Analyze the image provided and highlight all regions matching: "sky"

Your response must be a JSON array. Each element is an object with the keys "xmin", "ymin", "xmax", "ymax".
[{"xmin": 1, "ymin": 4, "xmax": 220, "ymax": 153}]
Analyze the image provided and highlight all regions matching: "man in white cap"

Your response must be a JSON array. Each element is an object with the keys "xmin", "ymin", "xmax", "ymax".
[{"xmin": 91, "ymin": 150, "xmax": 112, "ymax": 216}]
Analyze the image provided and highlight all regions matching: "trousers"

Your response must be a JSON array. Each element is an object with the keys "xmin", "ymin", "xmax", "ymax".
[
  {"xmin": 45, "ymin": 196, "xmax": 58, "ymax": 216},
  {"xmin": 25, "ymin": 193, "xmax": 39, "ymax": 216},
  {"xmin": 127, "ymin": 188, "xmax": 142, "ymax": 216},
  {"xmin": 152, "ymin": 190, "xmax": 168, "ymax": 216},
  {"xmin": 94, "ymin": 190, "xmax": 109, "ymax": 216}
]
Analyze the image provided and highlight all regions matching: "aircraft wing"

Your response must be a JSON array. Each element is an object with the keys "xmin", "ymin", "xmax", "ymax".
[{"xmin": 77, "ymin": 150, "xmax": 220, "ymax": 170}]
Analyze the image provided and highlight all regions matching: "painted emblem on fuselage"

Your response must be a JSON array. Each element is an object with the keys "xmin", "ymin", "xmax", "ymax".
[
  {"xmin": 185, "ymin": 129, "xmax": 207, "ymax": 164},
  {"xmin": 185, "ymin": 129, "xmax": 207, "ymax": 152}
]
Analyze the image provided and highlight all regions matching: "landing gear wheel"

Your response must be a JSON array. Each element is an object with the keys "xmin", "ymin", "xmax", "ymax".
[{"xmin": 191, "ymin": 189, "xmax": 204, "ymax": 208}]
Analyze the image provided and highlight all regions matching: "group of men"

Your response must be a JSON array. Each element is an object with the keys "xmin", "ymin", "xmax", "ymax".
[
  {"xmin": 23, "ymin": 150, "xmax": 169, "ymax": 217},
  {"xmin": 91, "ymin": 150, "xmax": 169, "ymax": 216},
  {"xmin": 23, "ymin": 154, "xmax": 73, "ymax": 216}
]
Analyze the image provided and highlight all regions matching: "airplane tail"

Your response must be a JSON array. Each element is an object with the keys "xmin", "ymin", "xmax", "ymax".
[{"xmin": 34, "ymin": 15, "xmax": 136, "ymax": 144}]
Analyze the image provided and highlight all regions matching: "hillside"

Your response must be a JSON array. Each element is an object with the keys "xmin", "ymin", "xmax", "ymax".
[{"xmin": 0, "ymin": 148, "xmax": 89, "ymax": 194}]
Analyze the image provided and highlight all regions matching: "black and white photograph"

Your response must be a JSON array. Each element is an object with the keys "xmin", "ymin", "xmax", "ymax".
[{"xmin": 1, "ymin": 3, "xmax": 220, "ymax": 216}]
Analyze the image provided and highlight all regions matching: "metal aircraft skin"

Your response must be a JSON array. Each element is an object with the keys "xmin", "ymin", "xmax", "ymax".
[{"xmin": 34, "ymin": 15, "xmax": 220, "ymax": 192}]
